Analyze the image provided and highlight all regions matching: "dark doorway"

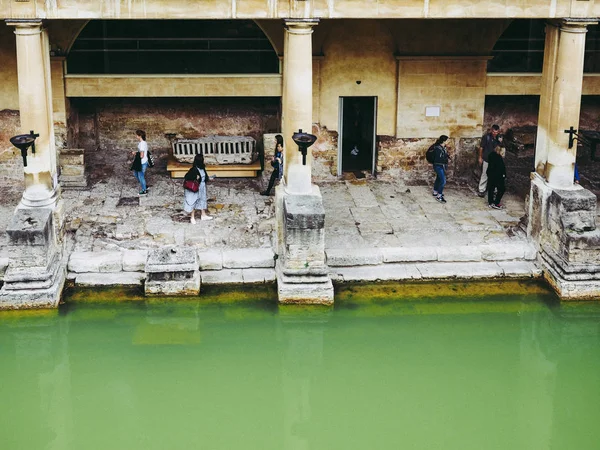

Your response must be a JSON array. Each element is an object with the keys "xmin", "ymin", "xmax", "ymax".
[{"xmin": 338, "ymin": 96, "xmax": 377, "ymax": 175}]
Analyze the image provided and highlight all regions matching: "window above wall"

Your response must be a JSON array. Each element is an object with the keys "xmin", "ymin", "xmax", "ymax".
[
  {"xmin": 67, "ymin": 20, "xmax": 279, "ymax": 75},
  {"xmin": 488, "ymin": 20, "xmax": 600, "ymax": 73}
]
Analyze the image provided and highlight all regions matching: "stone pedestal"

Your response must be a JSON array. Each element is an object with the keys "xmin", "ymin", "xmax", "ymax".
[
  {"xmin": 59, "ymin": 149, "xmax": 87, "ymax": 188},
  {"xmin": 0, "ymin": 208, "xmax": 66, "ymax": 309},
  {"xmin": 145, "ymin": 246, "xmax": 200, "ymax": 296},
  {"xmin": 528, "ymin": 173, "xmax": 600, "ymax": 299},
  {"xmin": 276, "ymin": 188, "xmax": 334, "ymax": 305}
]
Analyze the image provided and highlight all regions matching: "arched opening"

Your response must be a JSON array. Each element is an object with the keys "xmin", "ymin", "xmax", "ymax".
[{"xmin": 67, "ymin": 19, "xmax": 279, "ymax": 74}]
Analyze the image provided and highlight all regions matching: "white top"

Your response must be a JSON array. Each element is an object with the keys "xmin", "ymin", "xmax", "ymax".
[{"xmin": 138, "ymin": 140, "xmax": 148, "ymax": 164}]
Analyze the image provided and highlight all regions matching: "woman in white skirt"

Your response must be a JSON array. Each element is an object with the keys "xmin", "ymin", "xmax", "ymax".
[{"xmin": 183, "ymin": 154, "xmax": 215, "ymax": 224}]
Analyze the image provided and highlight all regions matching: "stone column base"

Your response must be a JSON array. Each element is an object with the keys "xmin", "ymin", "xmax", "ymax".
[
  {"xmin": 276, "ymin": 263, "xmax": 334, "ymax": 305},
  {"xmin": 0, "ymin": 208, "xmax": 66, "ymax": 309},
  {"xmin": 529, "ymin": 173, "xmax": 600, "ymax": 299},
  {"xmin": 541, "ymin": 250, "xmax": 600, "ymax": 299},
  {"xmin": 0, "ymin": 268, "xmax": 66, "ymax": 309},
  {"xmin": 145, "ymin": 246, "xmax": 200, "ymax": 296}
]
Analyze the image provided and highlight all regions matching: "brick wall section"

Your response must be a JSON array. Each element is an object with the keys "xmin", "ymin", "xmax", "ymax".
[{"xmin": 0, "ymin": 109, "xmax": 24, "ymax": 183}]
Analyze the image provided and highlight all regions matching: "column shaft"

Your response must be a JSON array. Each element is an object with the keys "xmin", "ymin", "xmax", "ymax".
[
  {"xmin": 282, "ymin": 20, "xmax": 318, "ymax": 194},
  {"xmin": 8, "ymin": 20, "xmax": 58, "ymax": 207},
  {"xmin": 536, "ymin": 20, "xmax": 595, "ymax": 189}
]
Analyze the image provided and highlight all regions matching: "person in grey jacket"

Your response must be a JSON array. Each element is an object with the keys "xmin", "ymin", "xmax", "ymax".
[{"xmin": 432, "ymin": 135, "xmax": 449, "ymax": 204}]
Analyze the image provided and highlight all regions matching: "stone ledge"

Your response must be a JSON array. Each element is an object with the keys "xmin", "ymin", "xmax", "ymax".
[
  {"xmin": 200, "ymin": 269, "xmax": 244, "ymax": 284},
  {"xmin": 416, "ymin": 262, "xmax": 504, "ymax": 279},
  {"xmin": 68, "ymin": 251, "xmax": 123, "ymax": 273},
  {"xmin": 222, "ymin": 248, "xmax": 274, "ymax": 269},
  {"xmin": 497, "ymin": 261, "xmax": 542, "ymax": 278},
  {"xmin": 198, "ymin": 249, "xmax": 223, "ymax": 270},
  {"xmin": 330, "ymin": 264, "xmax": 421, "ymax": 282},
  {"xmin": 380, "ymin": 247, "xmax": 437, "ymax": 263},
  {"xmin": 75, "ymin": 272, "xmax": 145, "ymax": 287},
  {"xmin": 437, "ymin": 246, "xmax": 482, "ymax": 262},
  {"xmin": 242, "ymin": 268, "xmax": 276, "ymax": 283},
  {"xmin": 326, "ymin": 248, "xmax": 383, "ymax": 266},
  {"xmin": 480, "ymin": 243, "xmax": 526, "ymax": 261}
]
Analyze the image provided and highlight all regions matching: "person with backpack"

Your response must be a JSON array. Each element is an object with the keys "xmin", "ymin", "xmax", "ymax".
[
  {"xmin": 430, "ymin": 135, "xmax": 449, "ymax": 204},
  {"xmin": 486, "ymin": 145, "xmax": 506, "ymax": 209}
]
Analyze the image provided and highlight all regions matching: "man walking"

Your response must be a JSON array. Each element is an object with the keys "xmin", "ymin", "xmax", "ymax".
[{"xmin": 477, "ymin": 124, "xmax": 501, "ymax": 197}]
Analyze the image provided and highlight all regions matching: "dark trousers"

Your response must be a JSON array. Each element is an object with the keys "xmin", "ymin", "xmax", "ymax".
[
  {"xmin": 487, "ymin": 177, "xmax": 505, "ymax": 206},
  {"xmin": 265, "ymin": 170, "xmax": 278, "ymax": 194}
]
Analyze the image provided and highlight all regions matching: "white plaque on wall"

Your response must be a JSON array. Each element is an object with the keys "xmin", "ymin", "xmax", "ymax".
[{"xmin": 425, "ymin": 106, "xmax": 441, "ymax": 117}]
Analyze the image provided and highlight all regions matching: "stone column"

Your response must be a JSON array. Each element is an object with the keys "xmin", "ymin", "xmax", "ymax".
[
  {"xmin": 529, "ymin": 19, "xmax": 600, "ymax": 300},
  {"xmin": 282, "ymin": 19, "xmax": 318, "ymax": 195},
  {"xmin": 7, "ymin": 20, "xmax": 58, "ymax": 208},
  {"xmin": 535, "ymin": 19, "xmax": 595, "ymax": 188},
  {"xmin": 277, "ymin": 19, "xmax": 333, "ymax": 305}
]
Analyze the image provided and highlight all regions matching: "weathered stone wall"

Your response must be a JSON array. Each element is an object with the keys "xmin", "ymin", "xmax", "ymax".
[
  {"xmin": 72, "ymin": 97, "xmax": 280, "ymax": 183},
  {"xmin": 0, "ymin": 109, "xmax": 24, "ymax": 183},
  {"xmin": 318, "ymin": 20, "xmax": 397, "ymax": 136}
]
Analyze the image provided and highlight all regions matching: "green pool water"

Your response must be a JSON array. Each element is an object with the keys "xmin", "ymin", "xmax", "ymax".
[{"xmin": 1, "ymin": 282, "xmax": 600, "ymax": 450}]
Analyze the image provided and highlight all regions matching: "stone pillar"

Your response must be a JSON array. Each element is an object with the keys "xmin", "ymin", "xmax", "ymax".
[
  {"xmin": 529, "ymin": 19, "xmax": 600, "ymax": 300},
  {"xmin": 535, "ymin": 19, "xmax": 595, "ymax": 188},
  {"xmin": 7, "ymin": 20, "xmax": 58, "ymax": 208},
  {"xmin": 276, "ymin": 19, "xmax": 333, "ymax": 305},
  {"xmin": 282, "ymin": 19, "xmax": 318, "ymax": 195}
]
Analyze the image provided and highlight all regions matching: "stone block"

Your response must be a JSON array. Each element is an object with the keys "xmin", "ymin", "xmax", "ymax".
[
  {"xmin": 277, "ymin": 277, "xmax": 334, "ymax": 305},
  {"xmin": 381, "ymin": 247, "xmax": 437, "ymax": 263},
  {"xmin": 222, "ymin": 248, "xmax": 275, "ymax": 269},
  {"xmin": 480, "ymin": 243, "xmax": 526, "ymax": 261},
  {"xmin": 68, "ymin": 251, "xmax": 123, "ymax": 273},
  {"xmin": 145, "ymin": 272, "xmax": 200, "ymax": 296},
  {"xmin": 201, "ymin": 269, "xmax": 244, "ymax": 284},
  {"xmin": 146, "ymin": 246, "xmax": 198, "ymax": 273},
  {"xmin": 122, "ymin": 250, "xmax": 147, "ymax": 272},
  {"xmin": 326, "ymin": 248, "xmax": 382, "ymax": 266},
  {"xmin": 75, "ymin": 272, "xmax": 145, "ymax": 287},
  {"xmin": 198, "ymin": 250, "xmax": 223, "ymax": 270},
  {"xmin": 416, "ymin": 262, "xmax": 503, "ymax": 279},
  {"xmin": 436, "ymin": 246, "xmax": 482, "ymax": 262},
  {"xmin": 284, "ymin": 194, "xmax": 325, "ymax": 229},
  {"xmin": 61, "ymin": 165, "xmax": 85, "ymax": 177},
  {"xmin": 331, "ymin": 264, "xmax": 421, "ymax": 282},
  {"xmin": 497, "ymin": 261, "xmax": 542, "ymax": 278},
  {"xmin": 242, "ymin": 268, "xmax": 276, "ymax": 283},
  {"xmin": 549, "ymin": 188, "xmax": 597, "ymax": 233},
  {"xmin": 6, "ymin": 208, "xmax": 53, "ymax": 246}
]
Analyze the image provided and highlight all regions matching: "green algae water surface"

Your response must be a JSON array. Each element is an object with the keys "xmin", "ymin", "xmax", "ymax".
[{"xmin": 1, "ymin": 282, "xmax": 600, "ymax": 450}]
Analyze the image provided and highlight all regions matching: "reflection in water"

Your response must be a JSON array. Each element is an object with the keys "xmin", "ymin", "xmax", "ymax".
[
  {"xmin": 279, "ymin": 308, "xmax": 330, "ymax": 450},
  {"xmin": 1, "ymin": 296, "xmax": 600, "ymax": 449}
]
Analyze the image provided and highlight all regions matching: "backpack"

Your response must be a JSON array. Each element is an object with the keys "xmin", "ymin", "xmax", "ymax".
[
  {"xmin": 147, "ymin": 150, "xmax": 155, "ymax": 168},
  {"xmin": 425, "ymin": 144, "xmax": 435, "ymax": 164}
]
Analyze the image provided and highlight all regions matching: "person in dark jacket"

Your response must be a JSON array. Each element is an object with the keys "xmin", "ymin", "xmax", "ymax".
[
  {"xmin": 432, "ymin": 135, "xmax": 449, "ymax": 204},
  {"xmin": 486, "ymin": 146, "xmax": 506, "ymax": 209},
  {"xmin": 261, "ymin": 134, "xmax": 284, "ymax": 196}
]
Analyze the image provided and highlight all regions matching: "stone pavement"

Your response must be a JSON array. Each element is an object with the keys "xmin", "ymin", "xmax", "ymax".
[{"xmin": 0, "ymin": 166, "xmax": 538, "ymax": 284}]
